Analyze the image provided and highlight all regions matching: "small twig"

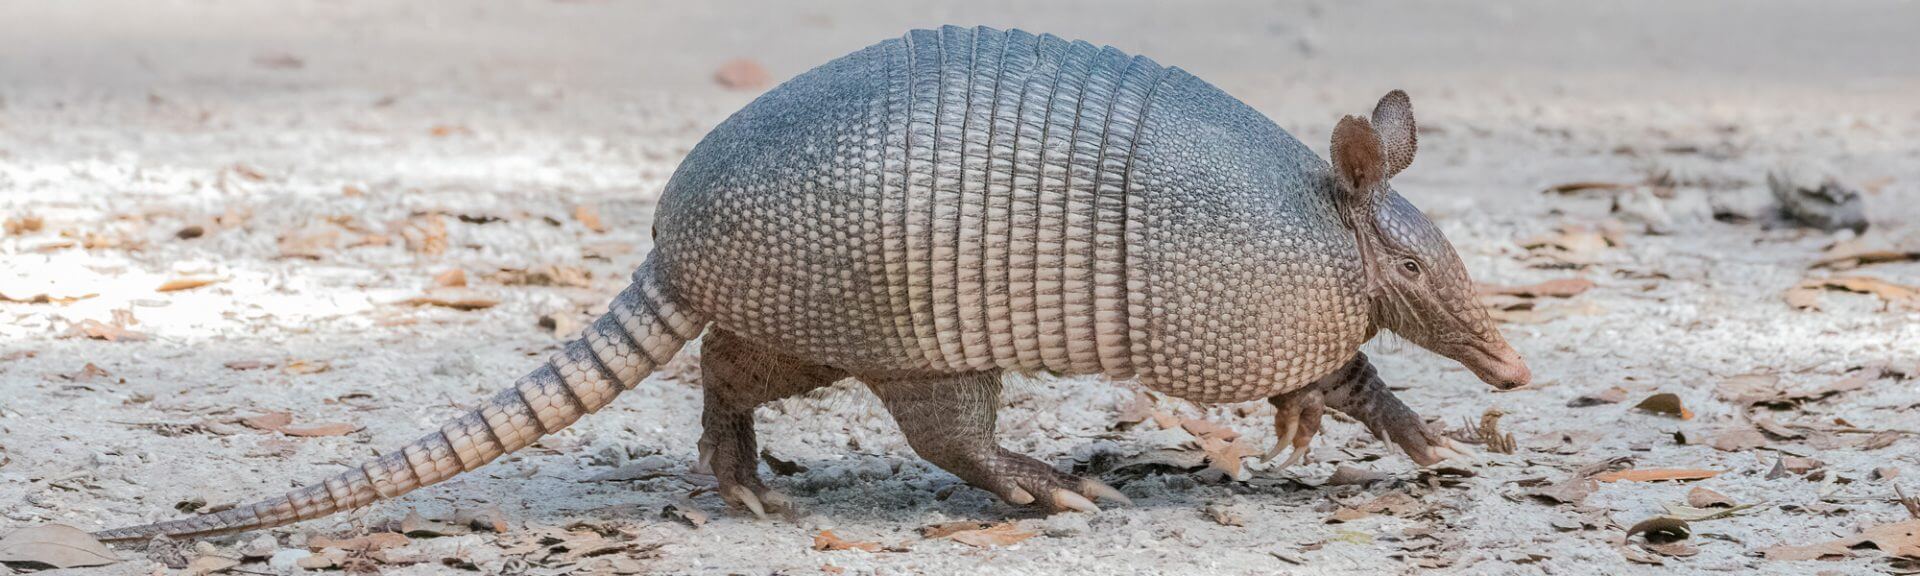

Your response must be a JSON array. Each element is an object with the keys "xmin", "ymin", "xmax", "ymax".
[{"xmin": 1897, "ymin": 484, "xmax": 1920, "ymax": 519}]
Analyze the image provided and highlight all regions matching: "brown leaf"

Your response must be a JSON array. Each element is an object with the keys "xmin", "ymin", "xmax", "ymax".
[
  {"xmin": 283, "ymin": 359, "xmax": 332, "ymax": 375},
  {"xmin": 308, "ymin": 532, "xmax": 410, "ymax": 552},
  {"xmin": 399, "ymin": 288, "xmax": 501, "ymax": 311},
  {"xmin": 157, "ymin": 275, "xmax": 223, "ymax": 292},
  {"xmin": 663, "ymin": 497, "xmax": 709, "ymax": 528},
  {"xmin": 919, "ymin": 521, "xmax": 992, "ymax": 539},
  {"xmin": 573, "ymin": 204, "xmax": 607, "ymax": 234},
  {"xmin": 945, "ymin": 523, "xmax": 1036, "ymax": 548},
  {"xmin": 490, "ymin": 265, "xmax": 594, "ymax": 288},
  {"xmin": 1480, "ymin": 278, "xmax": 1596, "ymax": 299},
  {"xmin": 277, "ymin": 224, "xmax": 342, "ymax": 259},
  {"xmin": 3, "ymin": 214, "xmax": 44, "ymax": 235},
  {"xmin": 1632, "ymin": 393, "xmax": 1693, "ymax": 420},
  {"xmin": 69, "ymin": 319, "xmax": 147, "ymax": 342},
  {"xmin": 1788, "ymin": 275, "xmax": 1920, "ymax": 310},
  {"xmin": 1543, "ymin": 181, "xmax": 1636, "ymax": 195},
  {"xmin": 1716, "ymin": 372, "xmax": 1872, "ymax": 408},
  {"xmin": 1525, "ymin": 478, "xmax": 1597, "ymax": 505},
  {"xmin": 1686, "ymin": 487, "xmax": 1736, "ymax": 509},
  {"xmin": 1204, "ymin": 503, "xmax": 1246, "ymax": 527},
  {"xmin": 0, "ymin": 524, "xmax": 119, "ymax": 568},
  {"xmin": 1708, "ymin": 427, "xmax": 1768, "ymax": 452},
  {"xmin": 1760, "ymin": 519, "xmax": 1920, "ymax": 560},
  {"xmin": 1180, "ymin": 418, "xmax": 1241, "ymax": 442},
  {"xmin": 1812, "ymin": 232, "xmax": 1920, "ymax": 270},
  {"xmin": 1325, "ymin": 507, "xmax": 1370, "ymax": 523},
  {"xmin": 433, "ymin": 269, "xmax": 467, "ymax": 288},
  {"xmin": 713, "ymin": 59, "xmax": 771, "ymax": 90},
  {"xmin": 1593, "ymin": 469, "xmax": 1720, "ymax": 483},
  {"xmin": 452, "ymin": 506, "xmax": 510, "ymax": 534},
  {"xmin": 397, "ymin": 214, "xmax": 448, "ymax": 256},
  {"xmin": 1327, "ymin": 465, "xmax": 1393, "ymax": 486},
  {"xmin": 812, "ymin": 530, "xmax": 881, "ymax": 553},
  {"xmin": 279, "ymin": 422, "xmax": 361, "ymax": 437},
  {"xmin": 1198, "ymin": 436, "xmax": 1259, "ymax": 480},
  {"xmin": 1568, "ymin": 386, "xmax": 1629, "ymax": 407},
  {"xmin": 240, "ymin": 411, "xmax": 294, "ymax": 431},
  {"xmin": 187, "ymin": 555, "xmax": 239, "ymax": 575},
  {"xmin": 239, "ymin": 411, "xmax": 359, "ymax": 437}
]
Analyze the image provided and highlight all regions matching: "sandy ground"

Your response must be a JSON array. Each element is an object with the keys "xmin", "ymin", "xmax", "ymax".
[{"xmin": 3, "ymin": 1, "xmax": 1919, "ymax": 574}]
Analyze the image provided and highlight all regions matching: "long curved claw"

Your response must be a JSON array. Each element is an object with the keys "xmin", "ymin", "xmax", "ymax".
[
  {"xmin": 1006, "ymin": 487, "xmax": 1036, "ymax": 505},
  {"xmin": 1052, "ymin": 489, "xmax": 1101, "ymax": 514},
  {"xmin": 726, "ymin": 485, "xmax": 767, "ymax": 519},
  {"xmin": 1275, "ymin": 443, "xmax": 1311, "ymax": 471},
  {"xmin": 1080, "ymin": 479, "xmax": 1132, "ymax": 506}
]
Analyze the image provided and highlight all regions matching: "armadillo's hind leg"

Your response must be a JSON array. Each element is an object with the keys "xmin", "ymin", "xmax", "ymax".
[
  {"xmin": 864, "ymin": 372, "xmax": 1130, "ymax": 513},
  {"xmin": 696, "ymin": 329, "xmax": 846, "ymax": 518}
]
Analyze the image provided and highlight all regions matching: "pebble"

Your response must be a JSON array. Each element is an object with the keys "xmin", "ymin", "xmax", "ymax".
[
  {"xmin": 1041, "ymin": 513, "xmax": 1089, "ymax": 537},
  {"xmin": 268, "ymin": 549, "xmax": 312, "ymax": 570}
]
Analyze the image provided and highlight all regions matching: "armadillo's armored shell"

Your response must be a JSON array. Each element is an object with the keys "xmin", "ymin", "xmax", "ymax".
[{"xmin": 657, "ymin": 25, "xmax": 1370, "ymax": 402}]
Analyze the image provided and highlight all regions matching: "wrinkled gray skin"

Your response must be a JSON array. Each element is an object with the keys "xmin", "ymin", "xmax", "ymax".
[{"xmin": 93, "ymin": 25, "xmax": 1527, "ymax": 543}]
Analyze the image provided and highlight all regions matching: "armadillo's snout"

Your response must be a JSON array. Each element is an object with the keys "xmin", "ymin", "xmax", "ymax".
[{"xmin": 1468, "ymin": 342, "xmax": 1531, "ymax": 390}]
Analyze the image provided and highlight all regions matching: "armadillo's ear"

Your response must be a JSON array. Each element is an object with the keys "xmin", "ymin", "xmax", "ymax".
[
  {"xmin": 1370, "ymin": 90, "xmax": 1416, "ymax": 177},
  {"xmin": 1329, "ymin": 115, "xmax": 1386, "ymax": 196}
]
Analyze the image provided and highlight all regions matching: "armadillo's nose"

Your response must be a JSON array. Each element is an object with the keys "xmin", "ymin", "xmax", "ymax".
[{"xmin": 1463, "ymin": 340, "xmax": 1531, "ymax": 390}]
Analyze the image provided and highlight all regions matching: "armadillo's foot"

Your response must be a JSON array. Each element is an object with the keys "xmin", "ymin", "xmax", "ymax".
[
  {"xmin": 696, "ymin": 329, "xmax": 847, "ymax": 519},
  {"xmin": 1305, "ymin": 352, "xmax": 1466, "ymax": 468},
  {"xmin": 697, "ymin": 420, "xmax": 795, "ymax": 520},
  {"xmin": 974, "ymin": 448, "xmax": 1129, "ymax": 513},
  {"xmin": 1264, "ymin": 385, "xmax": 1326, "ymax": 470},
  {"xmin": 865, "ymin": 370, "xmax": 1129, "ymax": 515}
]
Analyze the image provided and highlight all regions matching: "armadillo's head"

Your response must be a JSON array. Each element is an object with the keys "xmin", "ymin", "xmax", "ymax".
[{"xmin": 1324, "ymin": 90, "xmax": 1531, "ymax": 390}]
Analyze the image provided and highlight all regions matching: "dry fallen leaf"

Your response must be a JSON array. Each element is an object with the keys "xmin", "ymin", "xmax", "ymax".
[
  {"xmin": 919, "ymin": 521, "xmax": 993, "ymax": 539},
  {"xmin": 1632, "ymin": 393, "xmax": 1693, "ymax": 420},
  {"xmin": 1715, "ymin": 372, "xmax": 1872, "ymax": 408},
  {"xmin": 399, "ymin": 288, "xmax": 501, "ymax": 311},
  {"xmin": 433, "ymin": 268, "xmax": 467, "ymax": 288},
  {"xmin": 1327, "ymin": 465, "xmax": 1393, "ymax": 486},
  {"xmin": 1760, "ymin": 519, "xmax": 1920, "ymax": 561},
  {"xmin": 1787, "ymin": 275, "xmax": 1920, "ymax": 310},
  {"xmin": 1198, "ymin": 436, "xmax": 1259, "ymax": 480},
  {"xmin": 1708, "ymin": 427, "xmax": 1768, "ymax": 452},
  {"xmin": 283, "ymin": 359, "xmax": 332, "ymax": 375},
  {"xmin": 68, "ymin": 318, "xmax": 147, "ymax": 342},
  {"xmin": 277, "ymin": 224, "xmax": 342, "ymax": 259},
  {"xmin": 491, "ymin": 265, "xmax": 593, "ymax": 288},
  {"xmin": 1325, "ymin": 507, "xmax": 1370, "ymax": 523},
  {"xmin": 239, "ymin": 411, "xmax": 360, "ymax": 437},
  {"xmin": 946, "ymin": 523, "xmax": 1036, "ymax": 548},
  {"xmin": 308, "ymin": 532, "xmax": 410, "ymax": 552},
  {"xmin": 1480, "ymin": 278, "xmax": 1596, "ymax": 299},
  {"xmin": 397, "ymin": 214, "xmax": 448, "ymax": 256},
  {"xmin": 156, "ymin": 275, "xmax": 223, "ymax": 293},
  {"xmin": 1593, "ymin": 469, "xmax": 1720, "ymax": 483},
  {"xmin": 573, "ymin": 204, "xmax": 607, "ymax": 234},
  {"xmin": 714, "ymin": 58, "xmax": 771, "ymax": 90},
  {"xmin": 1204, "ymin": 503, "xmax": 1246, "ymax": 527},
  {"xmin": 812, "ymin": 530, "xmax": 881, "ymax": 553},
  {"xmin": 1812, "ymin": 232, "xmax": 1920, "ymax": 270},
  {"xmin": 187, "ymin": 555, "xmax": 240, "ymax": 575},
  {"xmin": 663, "ymin": 497, "xmax": 709, "ymax": 528},
  {"xmin": 0, "ymin": 524, "xmax": 119, "ymax": 569},
  {"xmin": 1180, "ymin": 418, "xmax": 1241, "ymax": 442}
]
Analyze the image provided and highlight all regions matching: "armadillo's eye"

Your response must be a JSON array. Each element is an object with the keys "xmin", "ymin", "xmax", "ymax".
[{"xmin": 1399, "ymin": 260, "xmax": 1421, "ymax": 278}]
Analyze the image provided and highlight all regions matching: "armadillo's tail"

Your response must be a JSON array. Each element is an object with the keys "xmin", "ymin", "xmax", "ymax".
[{"xmin": 93, "ymin": 261, "xmax": 704, "ymax": 543}]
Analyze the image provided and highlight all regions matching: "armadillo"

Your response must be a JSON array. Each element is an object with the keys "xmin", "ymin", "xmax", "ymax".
[{"xmin": 93, "ymin": 25, "xmax": 1528, "ymax": 542}]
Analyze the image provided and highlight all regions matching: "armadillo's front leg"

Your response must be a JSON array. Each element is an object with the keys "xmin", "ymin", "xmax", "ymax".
[
  {"xmin": 697, "ymin": 330, "xmax": 846, "ymax": 518},
  {"xmin": 865, "ymin": 371, "xmax": 1129, "ymax": 513},
  {"xmin": 1267, "ymin": 353, "xmax": 1466, "ymax": 468}
]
